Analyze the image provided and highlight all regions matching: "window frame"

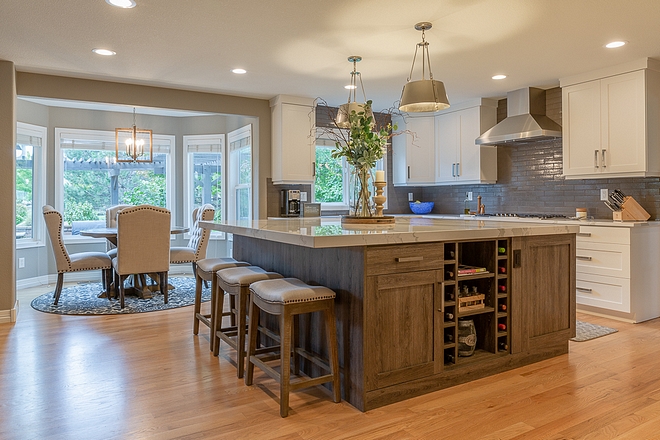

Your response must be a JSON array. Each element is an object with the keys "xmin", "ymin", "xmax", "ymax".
[
  {"xmin": 227, "ymin": 125, "xmax": 253, "ymax": 222},
  {"xmin": 54, "ymin": 127, "xmax": 175, "ymax": 244},
  {"xmin": 16, "ymin": 121, "xmax": 47, "ymax": 250},
  {"xmin": 182, "ymin": 134, "xmax": 226, "ymax": 240}
]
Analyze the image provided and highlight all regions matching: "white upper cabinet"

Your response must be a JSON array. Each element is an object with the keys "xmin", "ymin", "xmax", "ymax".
[
  {"xmin": 434, "ymin": 100, "xmax": 497, "ymax": 185},
  {"xmin": 270, "ymin": 95, "xmax": 316, "ymax": 185},
  {"xmin": 561, "ymin": 58, "xmax": 660, "ymax": 179},
  {"xmin": 392, "ymin": 114, "xmax": 436, "ymax": 186}
]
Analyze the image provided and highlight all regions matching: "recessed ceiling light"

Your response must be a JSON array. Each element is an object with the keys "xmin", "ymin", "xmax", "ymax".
[
  {"xmin": 92, "ymin": 48, "xmax": 116, "ymax": 56},
  {"xmin": 344, "ymin": 85, "xmax": 357, "ymax": 90},
  {"xmin": 605, "ymin": 41, "xmax": 626, "ymax": 49},
  {"xmin": 231, "ymin": 68, "xmax": 247, "ymax": 74},
  {"xmin": 492, "ymin": 74, "xmax": 507, "ymax": 80},
  {"xmin": 105, "ymin": 0, "xmax": 136, "ymax": 8}
]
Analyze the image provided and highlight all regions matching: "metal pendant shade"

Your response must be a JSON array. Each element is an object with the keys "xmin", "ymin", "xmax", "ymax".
[
  {"xmin": 399, "ymin": 22, "xmax": 450, "ymax": 113},
  {"xmin": 335, "ymin": 56, "xmax": 374, "ymax": 128}
]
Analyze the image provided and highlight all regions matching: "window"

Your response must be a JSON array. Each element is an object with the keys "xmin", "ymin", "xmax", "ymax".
[
  {"xmin": 227, "ymin": 125, "xmax": 252, "ymax": 221},
  {"xmin": 183, "ymin": 134, "xmax": 224, "ymax": 238},
  {"xmin": 314, "ymin": 134, "xmax": 386, "ymax": 210},
  {"xmin": 54, "ymin": 128, "xmax": 174, "ymax": 240},
  {"xmin": 16, "ymin": 122, "xmax": 47, "ymax": 248}
]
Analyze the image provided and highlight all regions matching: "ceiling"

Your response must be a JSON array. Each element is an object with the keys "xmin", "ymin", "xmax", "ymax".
[{"xmin": 2, "ymin": 0, "xmax": 660, "ymax": 113}]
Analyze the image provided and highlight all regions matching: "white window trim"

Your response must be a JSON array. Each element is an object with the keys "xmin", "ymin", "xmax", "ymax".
[
  {"xmin": 227, "ymin": 125, "xmax": 252, "ymax": 222},
  {"xmin": 183, "ymin": 134, "xmax": 226, "ymax": 240},
  {"xmin": 54, "ymin": 127, "xmax": 175, "ymax": 244},
  {"xmin": 16, "ymin": 122, "xmax": 47, "ymax": 249}
]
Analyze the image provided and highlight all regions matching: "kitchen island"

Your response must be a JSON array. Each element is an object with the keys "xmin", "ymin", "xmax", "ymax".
[{"xmin": 201, "ymin": 216, "xmax": 579, "ymax": 411}]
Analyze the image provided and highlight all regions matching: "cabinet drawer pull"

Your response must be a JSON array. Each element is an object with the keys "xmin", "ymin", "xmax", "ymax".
[
  {"xmin": 601, "ymin": 149, "xmax": 606, "ymax": 168},
  {"xmin": 594, "ymin": 149, "xmax": 599, "ymax": 168},
  {"xmin": 576, "ymin": 256, "xmax": 592, "ymax": 261},
  {"xmin": 577, "ymin": 232, "xmax": 592, "ymax": 237},
  {"xmin": 456, "ymin": 162, "xmax": 460, "ymax": 177},
  {"xmin": 576, "ymin": 287, "xmax": 593, "ymax": 293},
  {"xmin": 395, "ymin": 256, "xmax": 424, "ymax": 263}
]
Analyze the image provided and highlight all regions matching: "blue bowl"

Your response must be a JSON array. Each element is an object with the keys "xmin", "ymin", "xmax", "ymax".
[{"xmin": 409, "ymin": 201, "xmax": 434, "ymax": 215}]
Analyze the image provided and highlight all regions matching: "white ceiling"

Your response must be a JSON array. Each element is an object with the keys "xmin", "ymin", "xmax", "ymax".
[{"xmin": 2, "ymin": 0, "xmax": 660, "ymax": 113}]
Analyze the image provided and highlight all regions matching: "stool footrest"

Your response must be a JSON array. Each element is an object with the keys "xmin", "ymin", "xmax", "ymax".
[
  {"xmin": 289, "ymin": 374, "xmax": 335, "ymax": 391},
  {"xmin": 195, "ymin": 313, "xmax": 211, "ymax": 329},
  {"xmin": 294, "ymin": 347, "xmax": 332, "ymax": 372}
]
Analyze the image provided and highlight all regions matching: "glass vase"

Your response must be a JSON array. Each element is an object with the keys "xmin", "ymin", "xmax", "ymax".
[{"xmin": 350, "ymin": 165, "xmax": 373, "ymax": 217}]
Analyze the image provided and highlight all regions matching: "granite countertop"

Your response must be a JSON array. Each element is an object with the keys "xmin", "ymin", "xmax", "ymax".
[{"xmin": 200, "ymin": 216, "xmax": 580, "ymax": 249}]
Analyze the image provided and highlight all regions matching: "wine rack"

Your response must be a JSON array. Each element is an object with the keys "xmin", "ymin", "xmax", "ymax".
[{"xmin": 442, "ymin": 238, "xmax": 510, "ymax": 366}]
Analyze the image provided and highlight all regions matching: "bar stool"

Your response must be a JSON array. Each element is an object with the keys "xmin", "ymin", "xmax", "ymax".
[
  {"xmin": 245, "ymin": 277, "xmax": 341, "ymax": 418},
  {"xmin": 194, "ymin": 257, "xmax": 249, "ymax": 350},
  {"xmin": 214, "ymin": 266, "xmax": 283, "ymax": 378}
]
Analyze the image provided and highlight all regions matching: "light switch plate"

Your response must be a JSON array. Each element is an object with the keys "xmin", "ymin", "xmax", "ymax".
[
  {"xmin": 467, "ymin": 192, "xmax": 473, "ymax": 201},
  {"xmin": 408, "ymin": 193, "xmax": 414, "ymax": 202},
  {"xmin": 600, "ymin": 188, "xmax": 609, "ymax": 201},
  {"xmin": 18, "ymin": 257, "xmax": 25, "ymax": 268}
]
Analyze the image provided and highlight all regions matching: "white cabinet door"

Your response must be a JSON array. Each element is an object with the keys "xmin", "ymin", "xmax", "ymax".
[
  {"xmin": 270, "ymin": 96, "xmax": 315, "ymax": 185},
  {"xmin": 392, "ymin": 115, "xmax": 436, "ymax": 186},
  {"xmin": 562, "ymin": 80, "xmax": 601, "ymax": 176},
  {"xmin": 601, "ymin": 70, "xmax": 646, "ymax": 174},
  {"xmin": 435, "ymin": 112, "xmax": 459, "ymax": 183}
]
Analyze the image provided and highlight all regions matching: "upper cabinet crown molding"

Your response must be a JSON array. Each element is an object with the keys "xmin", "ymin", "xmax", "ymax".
[
  {"xmin": 560, "ymin": 57, "xmax": 660, "ymax": 88},
  {"xmin": 561, "ymin": 60, "xmax": 660, "ymax": 179},
  {"xmin": 270, "ymin": 95, "xmax": 316, "ymax": 185}
]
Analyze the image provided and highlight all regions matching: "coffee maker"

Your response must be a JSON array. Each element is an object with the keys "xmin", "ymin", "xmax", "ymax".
[{"xmin": 280, "ymin": 189, "xmax": 301, "ymax": 217}]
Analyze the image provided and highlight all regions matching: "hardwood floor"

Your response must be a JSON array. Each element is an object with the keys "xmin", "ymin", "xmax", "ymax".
[{"xmin": 3, "ymin": 283, "xmax": 660, "ymax": 439}]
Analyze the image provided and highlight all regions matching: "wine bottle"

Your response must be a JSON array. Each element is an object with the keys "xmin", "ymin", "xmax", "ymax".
[
  {"xmin": 445, "ymin": 312, "xmax": 454, "ymax": 321},
  {"xmin": 445, "ymin": 333, "xmax": 454, "ymax": 342},
  {"xmin": 498, "ymin": 323, "xmax": 507, "ymax": 331},
  {"xmin": 446, "ymin": 270, "xmax": 455, "ymax": 279},
  {"xmin": 445, "ymin": 353, "xmax": 455, "ymax": 363},
  {"xmin": 447, "ymin": 250, "xmax": 455, "ymax": 259},
  {"xmin": 446, "ymin": 292, "xmax": 456, "ymax": 301},
  {"xmin": 498, "ymin": 285, "xmax": 507, "ymax": 293},
  {"xmin": 499, "ymin": 341, "xmax": 509, "ymax": 351},
  {"xmin": 499, "ymin": 303, "xmax": 507, "ymax": 312},
  {"xmin": 498, "ymin": 266, "xmax": 506, "ymax": 274},
  {"xmin": 498, "ymin": 247, "xmax": 506, "ymax": 254}
]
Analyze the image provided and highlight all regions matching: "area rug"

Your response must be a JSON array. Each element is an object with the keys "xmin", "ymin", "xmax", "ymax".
[
  {"xmin": 571, "ymin": 320, "xmax": 618, "ymax": 342},
  {"xmin": 31, "ymin": 277, "xmax": 210, "ymax": 315}
]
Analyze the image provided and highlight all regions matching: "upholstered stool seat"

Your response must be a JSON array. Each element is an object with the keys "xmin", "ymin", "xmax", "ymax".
[
  {"xmin": 194, "ymin": 257, "xmax": 250, "ymax": 349},
  {"xmin": 214, "ymin": 266, "xmax": 283, "ymax": 378},
  {"xmin": 245, "ymin": 277, "xmax": 341, "ymax": 417}
]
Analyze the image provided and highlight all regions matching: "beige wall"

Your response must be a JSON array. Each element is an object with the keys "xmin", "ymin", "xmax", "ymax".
[
  {"xmin": 1, "ymin": 70, "xmax": 272, "ymax": 320},
  {"xmin": 0, "ymin": 61, "xmax": 16, "ymax": 318}
]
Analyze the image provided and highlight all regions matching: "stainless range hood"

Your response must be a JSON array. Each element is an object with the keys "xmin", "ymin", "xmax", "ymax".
[{"xmin": 475, "ymin": 87, "xmax": 562, "ymax": 145}]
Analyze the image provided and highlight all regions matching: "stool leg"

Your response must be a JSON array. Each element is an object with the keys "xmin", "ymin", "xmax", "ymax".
[
  {"xmin": 280, "ymin": 311, "xmax": 292, "ymax": 418},
  {"xmin": 244, "ymin": 295, "xmax": 260, "ymax": 386},
  {"xmin": 209, "ymin": 274, "xmax": 218, "ymax": 351},
  {"xmin": 292, "ymin": 315, "xmax": 300, "ymax": 375},
  {"xmin": 193, "ymin": 272, "xmax": 203, "ymax": 335},
  {"xmin": 325, "ymin": 301, "xmax": 341, "ymax": 403},
  {"xmin": 230, "ymin": 295, "xmax": 237, "ymax": 327},
  {"xmin": 236, "ymin": 287, "xmax": 249, "ymax": 378},
  {"xmin": 213, "ymin": 287, "xmax": 227, "ymax": 357}
]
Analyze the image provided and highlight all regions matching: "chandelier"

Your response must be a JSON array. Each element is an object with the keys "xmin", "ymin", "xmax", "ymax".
[{"xmin": 115, "ymin": 108, "xmax": 153, "ymax": 163}]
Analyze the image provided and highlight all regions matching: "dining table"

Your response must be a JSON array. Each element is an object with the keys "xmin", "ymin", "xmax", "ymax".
[{"xmin": 80, "ymin": 225, "xmax": 189, "ymax": 299}]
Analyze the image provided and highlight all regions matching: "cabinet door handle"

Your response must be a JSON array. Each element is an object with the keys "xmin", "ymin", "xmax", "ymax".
[
  {"xmin": 577, "ymin": 232, "xmax": 592, "ymax": 237},
  {"xmin": 576, "ymin": 287, "xmax": 593, "ymax": 293},
  {"xmin": 456, "ymin": 162, "xmax": 460, "ymax": 177},
  {"xmin": 601, "ymin": 149, "xmax": 606, "ymax": 168},
  {"xmin": 312, "ymin": 161, "xmax": 316, "ymax": 177},
  {"xmin": 594, "ymin": 150, "xmax": 599, "ymax": 168},
  {"xmin": 395, "ymin": 256, "xmax": 424, "ymax": 263},
  {"xmin": 408, "ymin": 166, "xmax": 411, "ymax": 179},
  {"xmin": 576, "ymin": 255, "xmax": 592, "ymax": 261}
]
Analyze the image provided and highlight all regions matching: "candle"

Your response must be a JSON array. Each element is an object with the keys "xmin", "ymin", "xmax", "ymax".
[{"xmin": 375, "ymin": 170, "xmax": 385, "ymax": 182}]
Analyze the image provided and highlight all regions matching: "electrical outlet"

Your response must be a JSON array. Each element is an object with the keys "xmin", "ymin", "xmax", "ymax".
[
  {"xmin": 600, "ymin": 188, "xmax": 609, "ymax": 201},
  {"xmin": 300, "ymin": 191, "xmax": 307, "ymax": 202},
  {"xmin": 408, "ymin": 193, "xmax": 414, "ymax": 202},
  {"xmin": 467, "ymin": 192, "xmax": 473, "ymax": 201},
  {"xmin": 18, "ymin": 257, "xmax": 25, "ymax": 268}
]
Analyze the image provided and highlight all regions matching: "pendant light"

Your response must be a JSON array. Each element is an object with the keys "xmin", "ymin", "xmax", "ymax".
[
  {"xmin": 399, "ymin": 22, "xmax": 450, "ymax": 113},
  {"xmin": 335, "ymin": 55, "xmax": 374, "ymax": 128},
  {"xmin": 115, "ymin": 108, "xmax": 153, "ymax": 163}
]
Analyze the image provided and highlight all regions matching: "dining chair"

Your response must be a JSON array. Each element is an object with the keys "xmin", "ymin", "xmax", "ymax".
[
  {"xmin": 170, "ymin": 204, "xmax": 215, "ymax": 279},
  {"xmin": 105, "ymin": 204, "xmax": 132, "ymax": 257},
  {"xmin": 112, "ymin": 205, "xmax": 171, "ymax": 308},
  {"xmin": 42, "ymin": 205, "xmax": 113, "ymax": 305}
]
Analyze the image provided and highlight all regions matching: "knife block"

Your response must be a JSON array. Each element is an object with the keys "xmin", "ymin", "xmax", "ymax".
[{"xmin": 613, "ymin": 196, "xmax": 650, "ymax": 221}]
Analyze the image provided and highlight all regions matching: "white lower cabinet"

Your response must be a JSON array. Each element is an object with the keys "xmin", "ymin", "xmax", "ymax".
[{"xmin": 576, "ymin": 224, "xmax": 660, "ymax": 323}]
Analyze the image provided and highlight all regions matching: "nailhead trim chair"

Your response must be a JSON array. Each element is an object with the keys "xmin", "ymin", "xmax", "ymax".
[
  {"xmin": 245, "ymin": 277, "xmax": 341, "ymax": 417},
  {"xmin": 193, "ymin": 257, "xmax": 249, "ymax": 350},
  {"xmin": 105, "ymin": 204, "xmax": 132, "ymax": 258},
  {"xmin": 112, "ymin": 205, "xmax": 171, "ymax": 309},
  {"xmin": 42, "ymin": 205, "xmax": 113, "ymax": 305},
  {"xmin": 170, "ymin": 204, "xmax": 214, "ymax": 279}
]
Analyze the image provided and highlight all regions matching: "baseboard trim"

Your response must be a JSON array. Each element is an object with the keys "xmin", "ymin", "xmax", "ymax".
[{"xmin": 0, "ymin": 301, "xmax": 18, "ymax": 323}]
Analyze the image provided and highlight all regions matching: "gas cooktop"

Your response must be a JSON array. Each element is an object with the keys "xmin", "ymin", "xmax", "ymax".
[{"xmin": 475, "ymin": 213, "xmax": 569, "ymax": 220}]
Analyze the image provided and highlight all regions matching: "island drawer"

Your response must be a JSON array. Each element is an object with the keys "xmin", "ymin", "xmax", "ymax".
[
  {"xmin": 366, "ymin": 243, "xmax": 443, "ymax": 276},
  {"xmin": 577, "ymin": 226, "xmax": 630, "ymax": 245}
]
